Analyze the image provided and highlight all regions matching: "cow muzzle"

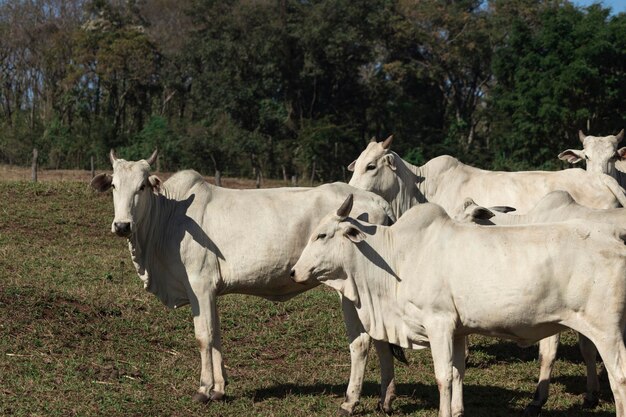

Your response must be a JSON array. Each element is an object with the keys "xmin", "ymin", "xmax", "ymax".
[
  {"xmin": 290, "ymin": 267, "xmax": 311, "ymax": 284},
  {"xmin": 113, "ymin": 222, "xmax": 132, "ymax": 237}
]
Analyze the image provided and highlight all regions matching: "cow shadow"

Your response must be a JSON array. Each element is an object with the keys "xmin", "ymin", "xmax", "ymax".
[
  {"xmin": 467, "ymin": 335, "xmax": 589, "ymax": 366},
  {"xmin": 247, "ymin": 380, "xmax": 614, "ymax": 416}
]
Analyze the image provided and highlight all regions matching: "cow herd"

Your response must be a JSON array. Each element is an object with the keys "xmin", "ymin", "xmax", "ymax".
[{"xmin": 91, "ymin": 130, "xmax": 626, "ymax": 417}]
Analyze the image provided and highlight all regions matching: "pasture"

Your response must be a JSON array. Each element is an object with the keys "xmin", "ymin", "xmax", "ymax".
[{"xmin": 0, "ymin": 172, "xmax": 617, "ymax": 416}]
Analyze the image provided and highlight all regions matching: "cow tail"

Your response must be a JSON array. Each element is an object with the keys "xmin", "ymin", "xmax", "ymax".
[
  {"xmin": 389, "ymin": 343, "xmax": 408, "ymax": 365},
  {"xmin": 601, "ymin": 174, "xmax": 626, "ymax": 208}
]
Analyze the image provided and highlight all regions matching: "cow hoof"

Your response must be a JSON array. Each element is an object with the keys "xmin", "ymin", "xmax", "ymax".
[
  {"xmin": 192, "ymin": 392, "xmax": 210, "ymax": 403},
  {"xmin": 582, "ymin": 396, "xmax": 599, "ymax": 409},
  {"xmin": 339, "ymin": 403, "xmax": 357, "ymax": 416},
  {"xmin": 523, "ymin": 404, "xmax": 542, "ymax": 417},
  {"xmin": 378, "ymin": 401, "xmax": 393, "ymax": 415},
  {"xmin": 338, "ymin": 407, "xmax": 352, "ymax": 416},
  {"xmin": 210, "ymin": 390, "xmax": 225, "ymax": 401}
]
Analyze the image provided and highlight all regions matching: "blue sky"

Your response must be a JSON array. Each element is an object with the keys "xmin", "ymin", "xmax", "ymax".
[{"xmin": 573, "ymin": 0, "xmax": 626, "ymax": 14}]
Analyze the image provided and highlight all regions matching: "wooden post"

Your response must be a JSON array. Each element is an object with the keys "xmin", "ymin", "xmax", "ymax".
[
  {"xmin": 255, "ymin": 169, "xmax": 262, "ymax": 188},
  {"xmin": 31, "ymin": 148, "xmax": 38, "ymax": 182},
  {"xmin": 282, "ymin": 165, "xmax": 288, "ymax": 183},
  {"xmin": 90, "ymin": 156, "xmax": 95, "ymax": 178},
  {"xmin": 215, "ymin": 170, "xmax": 222, "ymax": 187}
]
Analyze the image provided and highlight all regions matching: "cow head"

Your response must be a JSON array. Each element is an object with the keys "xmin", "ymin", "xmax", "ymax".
[
  {"xmin": 290, "ymin": 194, "xmax": 364, "ymax": 305},
  {"xmin": 348, "ymin": 135, "xmax": 399, "ymax": 202},
  {"xmin": 452, "ymin": 197, "xmax": 515, "ymax": 225},
  {"xmin": 90, "ymin": 149, "xmax": 161, "ymax": 237},
  {"xmin": 558, "ymin": 129, "xmax": 626, "ymax": 175}
]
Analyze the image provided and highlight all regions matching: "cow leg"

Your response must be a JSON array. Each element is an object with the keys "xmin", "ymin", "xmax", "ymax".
[
  {"xmin": 191, "ymin": 290, "xmax": 225, "ymax": 403},
  {"xmin": 427, "ymin": 322, "xmax": 455, "ymax": 417},
  {"xmin": 339, "ymin": 295, "xmax": 371, "ymax": 415},
  {"xmin": 524, "ymin": 333, "xmax": 559, "ymax": 417},
  {"xmin": 451, "ymin": 335, "xmax": 466, "ymax": 417},
  {"xmin": 209, "ymin": 298, "xmax": 227, "ymax": 400},
  {"xmin": 578, "ymin": 333, "xmax": 600, "ymax": 408},
  {"xmin": 589, "ymin": 334, "xmax": 626, "ymax": 417},
  {"xmin": 373, "ymin": 339, "xmax": 396, "ymax": 414}
]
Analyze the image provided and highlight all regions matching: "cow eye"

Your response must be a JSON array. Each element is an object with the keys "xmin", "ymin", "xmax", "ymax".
[
  {"xmin": 366, "ymin": 164, "xmax": 376, "ymax": 171},
  {"xmin": 139, "ymin": 184, "xmax": 145, "ymax": 191},
  {"xmin": 316, "ymin": 233, "xmax": 327, "ymax": 240},
  {"xmin": 111, "ymin": 183, "xmax": 116, "ymax": 190}
]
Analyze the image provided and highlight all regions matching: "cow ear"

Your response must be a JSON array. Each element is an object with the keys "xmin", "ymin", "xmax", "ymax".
[
  {"xmin": 90, "ymin": 173, "xmax": 112, "ymax": 192},
  {"xmin": 490, "ymin": 206, "xmax": 516, "ymax": 213},
  {"xmin": 343, "ymin": 225, "xmax": 366, "ymax": 243},
  {"xmin": 383, "ymin": 153, "xmax": 396, "ymax": 171},
  {"xmin": 347, "ymin": 160, "xmax": 356, "ymax": 172},
  {"xmin": 471, "ymin": 206, "xmax": 495, "ymax": 220},
  {"xmin": 148, "ymin": 175, "xmax": 162, "ymax": 194},
  {"xmin": 557, "ymin": 149, "xmax": 584, "ymax": 164}
]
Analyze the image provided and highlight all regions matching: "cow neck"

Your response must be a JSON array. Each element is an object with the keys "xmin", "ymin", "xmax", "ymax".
[
  {"xmin": 349, "ymin": 227, "xmax": 414, "ymax": 348},
  {"xmin": 127, "ymin": 188, "xmax": 175, "ymax": 291},
  {"xmin": 390, "ymin": 154, "xmax": 426, "ymax": 217}
]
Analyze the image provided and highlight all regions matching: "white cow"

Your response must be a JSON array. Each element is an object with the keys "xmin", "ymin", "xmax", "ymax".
[
  {"xmin": 558, "ymin": 129, "xmax": 626, "ymax": 182},
  {"xmin": 456, "ymin": 190, "xmax": 626, "ymax": 414},
  {"xmin": 90, "ymin": 150, "xmax": 400, "ymax": 415},
  {"xmin": 348, "ymin": 136, "xmax": 626, "ymax": 217},
  {"xmin": 291, "ymin": 194, "xmax": 626, "ymax": 417}
]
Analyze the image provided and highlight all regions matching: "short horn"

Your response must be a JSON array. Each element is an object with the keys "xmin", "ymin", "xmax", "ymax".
[
  {"xmin": 146, "ymin": 149, "xmax": 158, "ymax": 166},
  {"xmin": 109, "ymin": 149, "xmax": 118, "ymax": 164},
  {"xmin": 616, "ymin": 129, "xmax": 624, "ymax": 144},
  {"xmin": 336, "ymin": 194, "xmax": 354, "ymax": 218},
  {"xmin": 381, "ymin": 135, "xmax": 394, "ymax": 149},
  {"xmin": 578, "ymin": 130, "xmax": 586, "ymax": 144}
]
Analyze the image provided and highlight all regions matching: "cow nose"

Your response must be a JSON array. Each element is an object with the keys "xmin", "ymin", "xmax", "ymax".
[
  {"xmin": 290, "ymin": 269, "xmax": 295, "ymax": 278},
  {"xmin": 114, "ymin": 222, "xmax": 131, "ymax": 237}
]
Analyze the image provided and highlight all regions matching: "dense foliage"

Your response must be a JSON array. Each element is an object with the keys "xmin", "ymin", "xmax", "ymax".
[{"xmin": 0, "ymin": 0, "xmax": 624, "ymax": 180}]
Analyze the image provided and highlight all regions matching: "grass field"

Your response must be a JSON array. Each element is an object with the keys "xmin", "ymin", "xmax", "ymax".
[{"xmin": 0, "ymin": 175, "xmax": 618, "ymax": 416}]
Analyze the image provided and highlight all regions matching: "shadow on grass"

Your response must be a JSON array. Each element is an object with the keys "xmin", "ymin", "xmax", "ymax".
[
  {"xmin": 468, "ymin": 337, "xmax": 592, "ymax": 366},
  {"xmin": 247, "ymin": 381, "xmax": 615, "ymax": 416}
]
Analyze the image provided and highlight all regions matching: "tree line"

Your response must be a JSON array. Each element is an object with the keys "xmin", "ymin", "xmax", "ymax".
[{"xmin": 0, "ymin": 0, "xmax": 624, "ymax": 182}]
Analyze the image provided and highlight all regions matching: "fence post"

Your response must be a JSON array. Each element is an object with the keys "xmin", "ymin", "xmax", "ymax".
[
  {"xmin": 31, "ymin": 148, "xmax": 38, "ymax": 182},
  {"xmin": 215, "ymin": 170, "xmax": 222, "ymax": 187},
  {"xmin": 255, "ymin": 168, "xmax": 262, "ymax": 188}
]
